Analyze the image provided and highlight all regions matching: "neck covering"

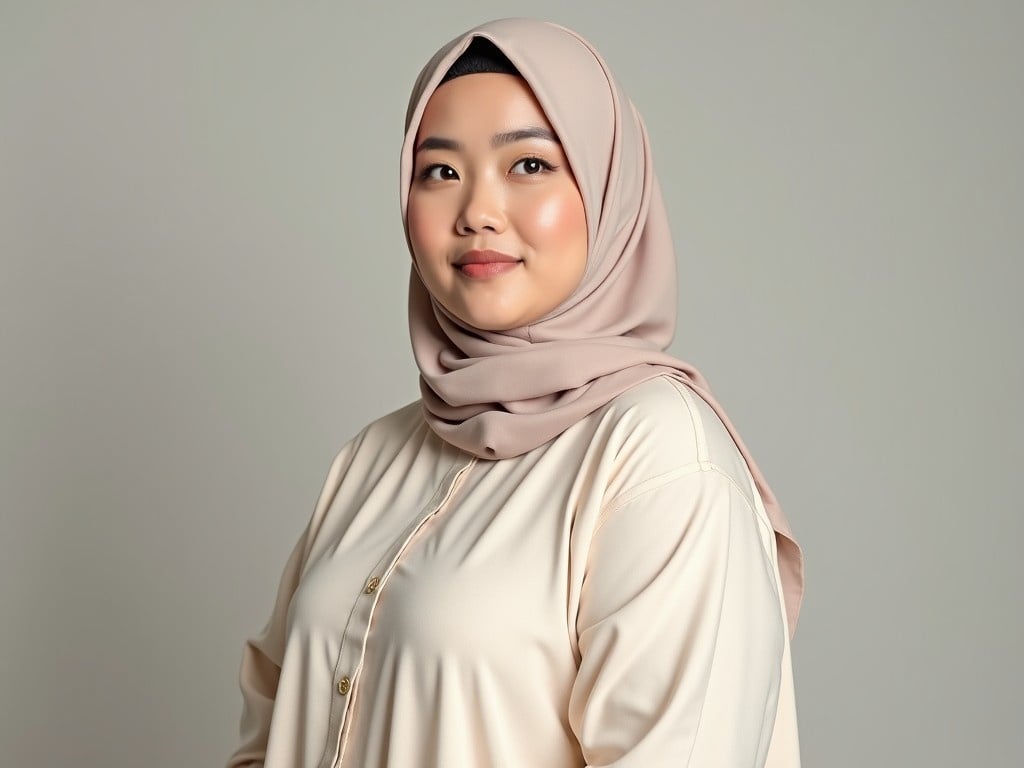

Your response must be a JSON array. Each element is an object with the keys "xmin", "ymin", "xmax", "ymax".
[{"xmin": 399, "ymin": 18, "xmax": 804, "ymax": 636}]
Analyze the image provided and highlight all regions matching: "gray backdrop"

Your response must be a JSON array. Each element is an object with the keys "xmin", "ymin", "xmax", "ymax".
[{"xmin": 2, "ymin": 1, "xmax": 1021, "ymax": 766}]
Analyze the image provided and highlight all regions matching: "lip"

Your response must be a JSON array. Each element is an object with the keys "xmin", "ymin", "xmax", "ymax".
[
  {"xmin": 453, "ymin": 249, "xmax": 521, "ymax": 266},
  {"xmin": 457, "ymin": 261, "xmax": 521, "ymax": 279},
  {"xmin": 453, "ymin": 249, "xmax": 523, "ymax": 280}
]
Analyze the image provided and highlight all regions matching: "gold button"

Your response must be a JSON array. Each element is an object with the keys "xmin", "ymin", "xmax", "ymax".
[
  {"xmin": 337, "ymin": 676, "xmax": 351, "ymax": 695},
  {"xmin": 364, "ymin": 576, "xmax": 381, "ymax": 594}
]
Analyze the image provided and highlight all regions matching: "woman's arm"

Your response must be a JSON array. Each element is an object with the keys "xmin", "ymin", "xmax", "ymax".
[
  {"xmin": 569, "ymin": 467, "xmax": 797, "ymax": 767},
  {"xmin": 224, "ymin": 439, "xmax": 362, "ymax": 768},
  {"xmin": 225, "ymin": 528, "xmax": 308, "ymax": 768}
]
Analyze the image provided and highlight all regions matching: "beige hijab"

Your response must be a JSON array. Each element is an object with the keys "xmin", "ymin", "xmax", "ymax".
[{"xmin": 399, "ymin": 18, "xmax": 804, "ymax": 636}]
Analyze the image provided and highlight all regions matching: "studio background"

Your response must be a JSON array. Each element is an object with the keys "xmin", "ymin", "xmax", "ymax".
[{"xmin": 2, "ymin": 1, "xmax": 1020, "ymax": 766}]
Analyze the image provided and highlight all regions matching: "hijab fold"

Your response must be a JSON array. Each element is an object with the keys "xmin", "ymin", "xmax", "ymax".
[{"xmin": 400, "ymin": 18, "xmax": 805, "ymax": 636}]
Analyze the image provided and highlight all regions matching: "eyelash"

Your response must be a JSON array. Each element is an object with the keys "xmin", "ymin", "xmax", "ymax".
[
  {"xmin": 417, "ymin": 156, "xmax": 559, "ymax": 182},
  {"xmin": 511, "ymin": 156, "xmax": 558, "ymax": 175}
]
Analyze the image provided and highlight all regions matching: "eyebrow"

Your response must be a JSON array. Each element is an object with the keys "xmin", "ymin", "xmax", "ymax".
[
  {"xmin": 492, "ymin": 127, "xmax": 560, "ymax": 147},
  {"xmin": 415, "ymin": 126, "xmax": 560, "ymax": 153}
]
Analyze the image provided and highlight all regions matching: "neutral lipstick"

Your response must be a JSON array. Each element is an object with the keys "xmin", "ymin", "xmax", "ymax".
[{"xmin": 454, "ymin": 249, "xmax": 522, "ymax": 279}]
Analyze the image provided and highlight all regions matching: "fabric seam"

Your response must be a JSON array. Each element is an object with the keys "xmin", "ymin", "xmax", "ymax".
[{"xmin": 594, "ymin": 464, "xmax": 775, "ymax": 546}]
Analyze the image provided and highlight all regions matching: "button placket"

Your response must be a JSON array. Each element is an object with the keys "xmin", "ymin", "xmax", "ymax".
[
  {"xmin": 324, "ymin": 479, "xmax": 441, "ymax": 733},
  {"xmin": 326, "ymin": 457, "xmax": 477, "ymax": 768},
  {"xmin": 329, "ymin": 572, "xmax": 385, "ymax": 711}
]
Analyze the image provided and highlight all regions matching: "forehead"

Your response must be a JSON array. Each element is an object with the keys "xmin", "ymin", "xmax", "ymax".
[{"xmin": 416, "ymin": 73, "xmax": 554, "ymax": 139}]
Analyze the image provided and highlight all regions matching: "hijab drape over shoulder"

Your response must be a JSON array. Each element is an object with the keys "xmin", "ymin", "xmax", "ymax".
[{"xmin": 399, "ymin": 18, "xmax": 804, "ymax": 635}]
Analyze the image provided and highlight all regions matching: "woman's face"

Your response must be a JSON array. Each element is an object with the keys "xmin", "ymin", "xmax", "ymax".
[{"xmin": 407, "ymin": 73, "xmax": 588, "ymax": 332}]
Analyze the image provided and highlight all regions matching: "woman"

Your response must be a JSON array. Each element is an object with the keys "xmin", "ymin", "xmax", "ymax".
[{"xmin": 227, "ymin": 17, "xmax": 804, "ymax": 768}]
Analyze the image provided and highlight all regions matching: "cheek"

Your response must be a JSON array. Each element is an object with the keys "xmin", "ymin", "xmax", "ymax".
[
  {"xmin": 407, "ymin": 194, "xmax": 446, "ymax": 263},
  {"xmin": 520, "ymin": 187, "xmax": 588, "ymax": 251},
  {"xmin": 406, "ymin": 197, "xmax": 429, "ymax": 254}
]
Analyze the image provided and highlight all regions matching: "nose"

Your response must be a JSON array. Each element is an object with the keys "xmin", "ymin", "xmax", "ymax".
[{"xmin": 455, "ymin": 179, "xmax": 507, "ymax": 235}]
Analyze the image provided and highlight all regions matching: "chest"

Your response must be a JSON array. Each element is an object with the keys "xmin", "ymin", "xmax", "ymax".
[{"xmin": 287, "ymin": 448, "xmax": 587, "ymax": 664}]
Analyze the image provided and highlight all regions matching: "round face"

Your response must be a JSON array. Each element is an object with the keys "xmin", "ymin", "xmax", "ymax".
[{"xmin": 407, "ymin": 72, "xmax": 588, "ymax": 332}]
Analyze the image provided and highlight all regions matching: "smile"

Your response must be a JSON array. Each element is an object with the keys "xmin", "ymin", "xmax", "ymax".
[{"xmin": 454, "ymin": 249, "xmax": 523, "ymax": 279}]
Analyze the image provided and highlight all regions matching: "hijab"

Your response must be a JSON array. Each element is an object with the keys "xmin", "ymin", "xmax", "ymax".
[{"xmin": 399, "ymin": 18, "xmax": 804, "ymax": 636}]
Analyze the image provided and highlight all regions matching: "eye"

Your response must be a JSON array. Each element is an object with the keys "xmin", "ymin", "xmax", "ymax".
[
  {"xmin": 510, "ymin": 157, "xmax": 556, "ymax": 175},
  {"xmin": 420, "ymin": 164, "xmax": 459, "ymax": 182}
]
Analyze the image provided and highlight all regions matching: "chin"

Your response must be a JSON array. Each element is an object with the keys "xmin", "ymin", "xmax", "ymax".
[
  {"xmin": 466, "ymin": 317, "xmax": 520, "ymax": 332},
  {"xmin": 457, "ymin": 308, "xmax": 528, "ymax": 332}
]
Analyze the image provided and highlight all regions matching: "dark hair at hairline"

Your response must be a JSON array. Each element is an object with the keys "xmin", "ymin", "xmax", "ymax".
[{"xmin": 439, "ymin": 37, "xmax": 521, "ymax": 84}]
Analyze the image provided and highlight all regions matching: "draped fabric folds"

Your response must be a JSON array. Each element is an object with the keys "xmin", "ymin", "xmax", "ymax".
[{"xmin": 399, "ymin": 18, "xmax": 804, "ymax": 634}]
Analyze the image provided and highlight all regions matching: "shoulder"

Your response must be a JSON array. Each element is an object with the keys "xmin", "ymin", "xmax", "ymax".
[
  {"xmin": 357, "ymin": 396, "xmax": 426, "ymax": 447},
  {"xmin": 306, "ymin": 396, "xmax": 430, "ymax": 534},
  {"xmin": 324, "ymin": 396, "xmax": 429, "ymax": 477},
  {"xmin": 584, "ymin": 374, "xmax": 759, "ymax": 508}
]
